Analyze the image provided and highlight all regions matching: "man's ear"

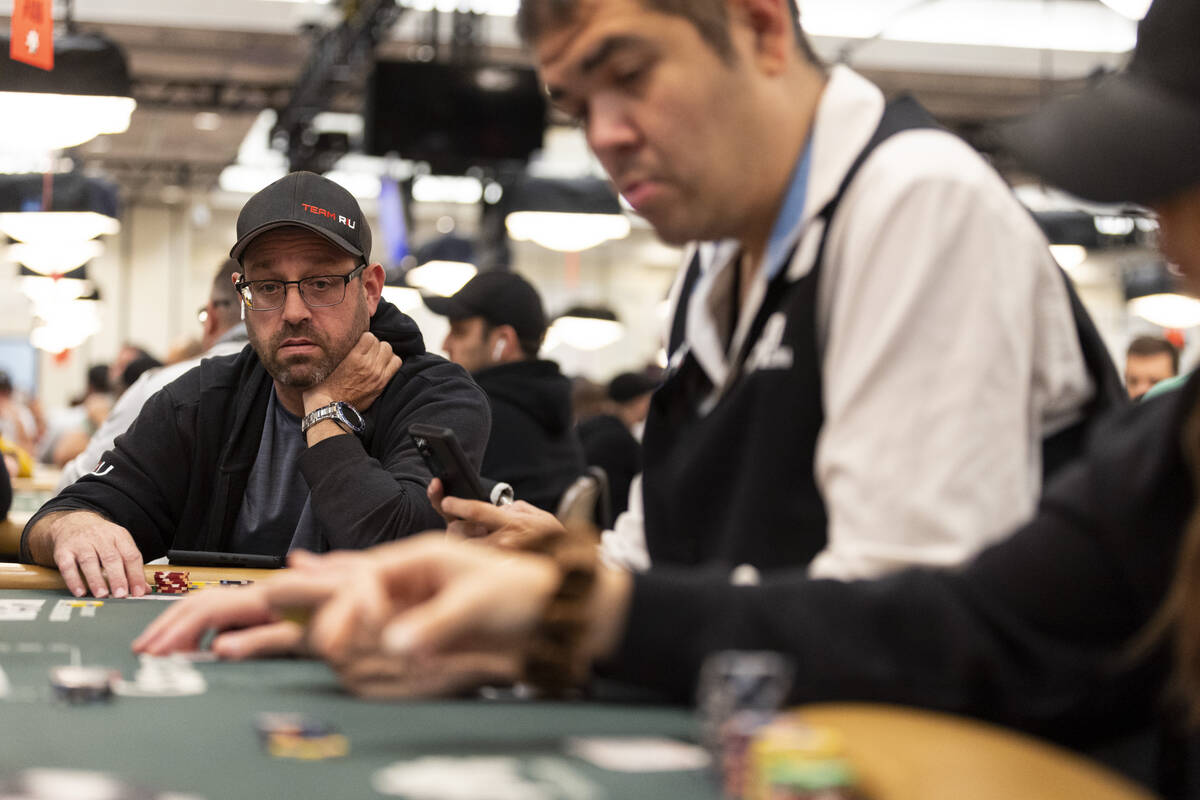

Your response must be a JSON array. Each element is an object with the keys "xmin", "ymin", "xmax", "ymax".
[
  {"xmin": 490, "ymin": 325, "xmax": 521, "ymax": 361},
  {"xmin": 727, "ymin": 0, "xmax": 793, "ymax": 73},
  {"xmin": 363, "ymin": 263, "xmax": 386, "ymax": 315}
]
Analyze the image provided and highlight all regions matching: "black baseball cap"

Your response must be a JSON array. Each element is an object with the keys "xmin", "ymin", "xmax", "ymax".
[
  {"xmin": 1001, "ymin": 0, "xmax": 1200, "ymax": 205},
  {"xmin": 608, "ymin": 372, "xmax": 658, "ymax": 403},
  {"xmin": 229, "ymin": 171, "xmax": 372, "ymax": 264},
  {"xmin": 422, "ymin": 271, "xmax": 547, "ymax": 343}
]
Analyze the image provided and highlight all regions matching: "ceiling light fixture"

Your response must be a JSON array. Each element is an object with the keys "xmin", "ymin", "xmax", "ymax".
[
  {"xmin": 1049, "ymin": 244, "xmax": 1088, "ymax": 272},
  {"xmin": 1128, "ymin": 294, "xmax": 1200, "ymax": 329},
  {"xmin": 0, "ymin": 211, "xmax": 120, "ymax": 243},
  {"xmin": 0, "ymin": 32, "xmax": 136, "ymax": 152},
  {"xmin": 406, "ymin": 261, "xmax": 477, "ymax": 297},
  {"xmin": 1098, "ymin": 0, "xmax": 1153, "ymax": 20},
  {"xmin": 1124, "ymin": 260, "xmax": 1200, "ymax": 328},
  {"xmin": 506, "ymin": 177, "xmax": 631, "ymax": 253},
  {"xmin": 7, "ymin": 240, "xmax": 105, "ymax": 275},
  {"xmin": 546, "ymin": 306, "xmax": 625, "ymax": 351},
  {"xmin": 506, "ymin": 211, "xmax": 632, "ymax": 253}
]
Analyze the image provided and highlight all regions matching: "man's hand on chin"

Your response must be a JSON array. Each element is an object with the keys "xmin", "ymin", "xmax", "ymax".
[{"xmin": 303, "ymin": 332, "xmax": 402, "ymax": 415}]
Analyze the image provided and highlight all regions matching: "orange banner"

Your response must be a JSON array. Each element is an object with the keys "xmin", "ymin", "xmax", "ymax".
[{"xmin": 10, "ymin": 0, "xmax": 54, "ymax": 71}]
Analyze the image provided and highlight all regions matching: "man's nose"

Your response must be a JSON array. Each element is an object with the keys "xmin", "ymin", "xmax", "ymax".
[
  {"xmin": 279, "ymin": 283, "xmax": 311, "ymax": 323},
  {"xmin": 586, "ymin": 95, "xmax": 639, "ymax": 160}
]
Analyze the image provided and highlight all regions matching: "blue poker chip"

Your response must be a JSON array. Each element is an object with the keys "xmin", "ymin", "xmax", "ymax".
[{"xmin": 254, "ymin": 712, "xmax": 335, "ymax": 743}]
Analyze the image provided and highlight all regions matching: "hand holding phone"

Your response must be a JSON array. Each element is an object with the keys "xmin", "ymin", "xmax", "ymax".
[{"xmin": 408, "ymin": 423, "xmax": 489, "ymax": 502}]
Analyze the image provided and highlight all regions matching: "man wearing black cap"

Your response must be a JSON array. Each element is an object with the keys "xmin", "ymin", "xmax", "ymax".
[
  {"xmin": 423, "ymin": 271, "xmax": 586, "ymax": 512},
  {"xmin": 23, "ymin": 171, "xmax": 490, "ymax": 599}
]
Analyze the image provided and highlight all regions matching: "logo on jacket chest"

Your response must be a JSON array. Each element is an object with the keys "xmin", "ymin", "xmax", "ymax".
[{"xmin": 743, "ymin": 313, "xmax": 794, "ymax": 374}]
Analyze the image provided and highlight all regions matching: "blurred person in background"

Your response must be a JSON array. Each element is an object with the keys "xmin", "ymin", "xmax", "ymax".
[
  {"xmin": 116, "ymin": 354, "xmax": 163, "ymax": 396},
  {"xmin": 576, "ymin": 371, "xmax": 657, "ymax": 519},
  {"xmin": 0, "ymin": 445, "xmax": 10, "ymax": 515},
  {"xmin": 108, "ymin": 343, "xmax": 152, "ymax": 397},
  {"xmin": 0, "ymin": 369, "xmax": 36, "ymax": 459},
  {"xmin": 37, "ymin": 364, "xmax": 113, "ymax": 469},
  {"xmin": 57, "ymin": 260, "xmax": 250, "ymax": 490},
  {"xmin": 425, "ymin": 271, "xmax": 586, "ymax": 512},
  {"xmin": 1126, "ymin": 335, "xmax": 1179, "ymax": 400}
]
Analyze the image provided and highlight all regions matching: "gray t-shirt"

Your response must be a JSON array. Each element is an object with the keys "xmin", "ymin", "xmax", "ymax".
[{"xmin": 228, "ymin": 389, "xmax": 319, "ymax": 555}]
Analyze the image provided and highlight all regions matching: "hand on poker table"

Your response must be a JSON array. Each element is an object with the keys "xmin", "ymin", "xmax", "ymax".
[
  {"xmin": 131, "ymin": 549, "xmax": 372, "ymax": 659},
  {"xmin": 134, "ymin": 535, "xmax": 557, "ymax": 696},
  {"xmin": 301, "ymin": 534, "xmax": 632, "ymax": 698},
  {"xmin": 25, "ymin": 509, "xmax": 150, "ymax": 599},
  {"xmin": 134, "ymin": 535, "xmax": 631, "ymax": 699}
]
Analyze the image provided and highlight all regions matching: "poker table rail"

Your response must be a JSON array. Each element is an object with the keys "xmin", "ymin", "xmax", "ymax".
[
  {"xmin": 0, "ymin": 509, "xmax": 31, "ymax": 558},
  {"xmin": 0, "ymin": 561, "xmax": 279, "ymax": 590}
]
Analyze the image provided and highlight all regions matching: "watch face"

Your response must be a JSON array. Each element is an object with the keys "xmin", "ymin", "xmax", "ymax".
[{"xmin": 336, "ymin": 402, "xmax": 365, "ymax": 431}]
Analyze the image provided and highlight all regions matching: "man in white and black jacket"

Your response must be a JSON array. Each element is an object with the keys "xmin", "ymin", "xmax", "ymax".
[{"xmin": 22, "ymin": 172, "xmax": 491, "ymax": 599}]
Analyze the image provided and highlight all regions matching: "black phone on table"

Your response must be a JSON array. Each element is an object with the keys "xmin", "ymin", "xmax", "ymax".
[{"xmin": 165, "ymin": 550, "xmax": 287, "ymax": 569}]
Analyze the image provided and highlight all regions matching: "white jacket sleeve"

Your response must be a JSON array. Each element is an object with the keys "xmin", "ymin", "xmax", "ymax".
[{"xmin": 808, "ymin": 132, "xmax": 1093, "ymax": 580}]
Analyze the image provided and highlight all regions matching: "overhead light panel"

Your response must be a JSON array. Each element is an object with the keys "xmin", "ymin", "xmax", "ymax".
[
  {"xmin": 0, "ymin": 32, "xmax": 136, "ymax": 152},
  {"xmin": 8, "ymin": 240, "xmax": 104, "ymax": 274},
  {"xmin": 1124, "ymin": 260, "xmax": 1200, "ymax": 328},
  {"xmin": 406, "ymin": 261, "xmax": 477, "ymax": 297},
  {"xmin": 1128, "ymin": 294, "xmax": 1200, "ymax": 329},
  {"xmin": 546, "ymin": 306, "xmax": 625, "ymax": 351},
  {"xmin": 506, "ymin": 177, "xmax": 631, "ymax": 253},
  {"xmin": 1098, "ymin": 0, "xmax": 1152, "ymax": 20},
  {"xmin": 0, "ymin": 211, "xmax": 119, "ymax": 243},
  {"xmin": 507, "ymin": 211, "xmax": 631, "ymax": 253},
  {"xmin": 1049, "ymin": 245, "xmax": 1088, "ymax": 272}
]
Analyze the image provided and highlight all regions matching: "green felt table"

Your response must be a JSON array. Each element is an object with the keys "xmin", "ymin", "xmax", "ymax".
[{"xmin": 0, "ymin": 587, "xmax": 717, "ymax": 799}]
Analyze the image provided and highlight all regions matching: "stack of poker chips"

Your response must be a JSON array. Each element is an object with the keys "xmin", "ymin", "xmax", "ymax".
[
  {"xmin": 48, "ymin": 665, "xmax": 120, "ymax": 704},
  {"xmin": 735, "ymin": 717, "xmax": 865, "ymax": 800},
  {"xmin": 152, "ymin": 571, "xmax": 190, "ymax": 594},
  {"xmin": 255, "ymin": 712, "xmax": 349, "ymax": 761}
]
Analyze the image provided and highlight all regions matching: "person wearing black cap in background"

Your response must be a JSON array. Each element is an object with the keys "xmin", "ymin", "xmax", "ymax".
[
  {"xmin": 576, "ymin": 371, "xmax": 657, "ymax": 519},
  {"xmin": 136, "ymin": 2, "xmax": 1200, "ymax": 793},
  {"xmin": 23, "ymin": 171, "xmax": 490, "ymax": 600},
  {"xmin": 423, "ymin": 271, "xmax": 586, "ymax": 512}
]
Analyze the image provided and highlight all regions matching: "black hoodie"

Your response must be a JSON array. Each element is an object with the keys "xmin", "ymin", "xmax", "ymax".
[
  {"xmin": 23, "ymin": 300, "xmax": 491, "ymax": 559},
  {"xmin": 472, "ymin": 359, "xmax": 585, "ymax": 512}
]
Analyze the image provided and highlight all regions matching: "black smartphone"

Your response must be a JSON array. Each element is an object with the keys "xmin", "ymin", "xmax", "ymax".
[
  {"xmin": 408, "ymin": 423, "xmax": 488, "ymax": 502},
  {"xmin": 166, "ymin": 550, "xmax": 287, "ymax": 569}
]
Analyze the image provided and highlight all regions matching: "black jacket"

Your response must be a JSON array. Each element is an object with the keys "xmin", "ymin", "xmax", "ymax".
[
  {"xmin": 606, "ymin": 374, "xmax": 1199, "ymax": 795},
  {"xmin": 23, "ymin": 300, "xmax": 490, "ymax": 559},
  {"xmin": 0, "ymin": 460, "xmax": 10, "ymax": 518},
  {"xmin": 577, "ymin": 414, "xmax": 640, "ymax": 518},
  {"xmin": 474, "ymin": 360, "xmax": 585, "ymax": 512}
]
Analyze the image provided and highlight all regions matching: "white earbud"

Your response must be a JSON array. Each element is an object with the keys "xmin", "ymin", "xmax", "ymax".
[{"xmin": 492, "ymin": 339, "xmax": 506, "ymax": 361}]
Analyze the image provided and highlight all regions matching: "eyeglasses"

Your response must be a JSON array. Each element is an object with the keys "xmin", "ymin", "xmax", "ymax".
[
  {"xmin": 235, "ymin": 264, "xmax": 366, "ymax": 312},
  {"xmin": 197, "ymin": 299, "xmax": 233, "ymax": 324}
]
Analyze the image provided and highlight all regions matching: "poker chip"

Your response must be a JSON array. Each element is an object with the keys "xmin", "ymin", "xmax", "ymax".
[
  {"xmin": 152, "ymin": 571, "xmax": 190, "ymax": 595},
  {"xmin": 112, "ymin": 654, "xmax": 207, "ymax": 698},
  {"xmin": 48, "ymin": 665, "xmax": 119, "ymax": 704},
  {"xmin": 256, "ymin": 713, "xmax": 347, "ymax": 761}
]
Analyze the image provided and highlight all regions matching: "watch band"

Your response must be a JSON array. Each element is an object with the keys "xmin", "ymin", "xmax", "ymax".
[{"xmin": 301, "ymin": 401, "xmax": 365, "ymax": 434}]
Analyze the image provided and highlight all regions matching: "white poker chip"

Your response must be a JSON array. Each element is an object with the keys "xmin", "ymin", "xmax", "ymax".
[
  {"xmin": 48, "ymin": 666, "xmax": 118, "ymax": 704},
  {"xmin": 372, "ymin": 757, "xmax": 553, "ymax": 800}
]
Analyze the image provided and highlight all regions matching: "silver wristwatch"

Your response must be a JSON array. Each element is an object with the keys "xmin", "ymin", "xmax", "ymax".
[{"xmin": 301, "ymin": 401, "xmax": 365, "ymax": 435}]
